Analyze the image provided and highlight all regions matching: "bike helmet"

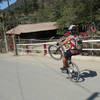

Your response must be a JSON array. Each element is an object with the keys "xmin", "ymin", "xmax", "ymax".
[
  {"xmin": 68, "ymin": 25, "xmax": 76, "ymax": 31},
  {"xmin": 68, "ymin": 25, "xmax": 77, "ymax": 34}
]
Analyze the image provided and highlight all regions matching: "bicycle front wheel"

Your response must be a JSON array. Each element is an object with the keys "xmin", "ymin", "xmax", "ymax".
[
  {"xmin": 48, "ymin": 45, "xmax": 62, "ymax": 60},
  {"xmin": 68, "ymin": 62, "xmax": 80, "ymax": 82}
]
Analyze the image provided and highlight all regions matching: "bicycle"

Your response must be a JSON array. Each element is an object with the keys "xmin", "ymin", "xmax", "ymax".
[
  {"xmin": 48, "ymin": 24, "xmax": 96, "ymax": 82},
  {"xmin": 48, "ymin": 44, "xmax": 80, "ymax": 82}
]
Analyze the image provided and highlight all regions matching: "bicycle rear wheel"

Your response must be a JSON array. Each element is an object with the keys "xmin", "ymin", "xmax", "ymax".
[
  {"xmin": 48, "ymin": 45, "xmax": 62, "ymax": 60},
  {"xmin": 68, "ymin": 62, "xmax": 80, "ymax": 82}
]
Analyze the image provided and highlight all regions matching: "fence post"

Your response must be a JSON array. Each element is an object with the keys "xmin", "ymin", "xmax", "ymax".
[
  {"xmin": 43, "ymin": 44, "xmax": 47, "ymax": 55},
  {"xmin": 12, "ymin": 35, "xmax": 18, "ymax": 56},
  {"xmin": 26, "ymin": 45, "xmax": 29, "ymax": 54}
]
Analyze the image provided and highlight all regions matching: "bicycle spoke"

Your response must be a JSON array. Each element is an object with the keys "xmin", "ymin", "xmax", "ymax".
[{"xmin": 48, "ymin": 45, "xmax": 62, "ymax": 60}]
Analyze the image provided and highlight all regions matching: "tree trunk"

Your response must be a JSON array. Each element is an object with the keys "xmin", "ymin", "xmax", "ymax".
[{"xmin": 7, "ymin": 0, "xmax": 10, "ymax": 11}]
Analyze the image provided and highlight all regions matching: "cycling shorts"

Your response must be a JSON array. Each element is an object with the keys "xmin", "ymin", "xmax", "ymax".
[
  {"xmin": 64, "ymin": 50, "xmax": 73, "ymax": 59},
  {"xmin": 64, "ymin": 49, "xmax": 79, "ymax": 60}
]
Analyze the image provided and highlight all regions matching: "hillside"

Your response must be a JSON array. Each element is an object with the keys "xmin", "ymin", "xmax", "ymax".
[
  {"xmin": 0, "ymin": 0, "xmax": 100, "ymax": 32},
  {"xmin": 0, "ymin": 0, "xmax": 52, "ymax": 13}
]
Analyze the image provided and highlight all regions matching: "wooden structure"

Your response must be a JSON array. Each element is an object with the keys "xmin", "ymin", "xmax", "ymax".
[{"xmin": 6, "ymin": 22, "xmax": 58, "ymax": 53}]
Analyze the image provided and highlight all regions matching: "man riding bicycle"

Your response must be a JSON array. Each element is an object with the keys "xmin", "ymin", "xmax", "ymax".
[{"xmin": 59, "ymin": 25, "xmax": 80, "ymax": 71}]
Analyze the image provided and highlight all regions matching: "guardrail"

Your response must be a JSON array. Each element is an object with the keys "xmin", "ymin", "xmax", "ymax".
[{"xmin": 16, "ymin": 40, "xmax": 100, "ymax": 55}]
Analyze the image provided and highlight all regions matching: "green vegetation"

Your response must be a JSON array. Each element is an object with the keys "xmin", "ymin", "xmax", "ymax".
[
  {"xmin": 0, "ymin": 0, "xmax": 100, "ymax": 34},
  {"xmin": 0, "ymin": 0, "xmax": 100, "ymax": 55}
]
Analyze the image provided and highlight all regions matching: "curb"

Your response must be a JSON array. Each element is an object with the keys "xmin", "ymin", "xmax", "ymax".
[
  {"xmin": 72, "ymin": 55, "xmax": 100, "ymax": 62},
  {"xmin": 46, "ymin": 54, "xmax": 100, "ymax": 62}
]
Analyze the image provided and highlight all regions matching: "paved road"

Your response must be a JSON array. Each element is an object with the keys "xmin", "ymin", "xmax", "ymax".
[{"xmin": 0, "ymin": 54, "xmax": 100, "ymax": 100}]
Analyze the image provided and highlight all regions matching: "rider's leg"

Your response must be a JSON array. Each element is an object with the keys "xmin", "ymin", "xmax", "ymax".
[
  {"xmin": 62, "ymin": 54, "xmax": 67, "ymax": 67},
  {"xmin": 60, "ymin": 50, "xmax": 71, "ymax": 70},
  {"xmin": 61, "ymin": 50, "xmax": 78, "ymax": 70},
  {"xmin": 60, "ymin": 55, "xmax": 69, "ymax": 71}
]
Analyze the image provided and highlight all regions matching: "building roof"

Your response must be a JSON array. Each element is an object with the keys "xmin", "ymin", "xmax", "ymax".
[{"xmin": 6, "ymin": 22, "xmax": 58, "ymax": 35}]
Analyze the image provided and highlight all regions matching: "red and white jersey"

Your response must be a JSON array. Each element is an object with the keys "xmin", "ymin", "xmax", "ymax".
[{"xmin": 68, "ymin": 35, "xmax": 77, "ymax": 54}]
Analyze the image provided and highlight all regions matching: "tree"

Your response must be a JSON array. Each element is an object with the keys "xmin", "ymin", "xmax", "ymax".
[
  {"xmin": 23, "ymin": 0, "xmax": 28, "ymax": 14},
  {"xmin": 56, "ymin": 0, "xmax": 77, "ymax": 28},
  {"xmin": 31, "ymin": 0, "xmax": 38, "ymax": 12},
  {"xmin": 0, "ymin": 13, "xmax": 8, "ymax": 52},
  {"xmin": 6, "ymin": 0, "xmax": 9, "ymax": 7}
]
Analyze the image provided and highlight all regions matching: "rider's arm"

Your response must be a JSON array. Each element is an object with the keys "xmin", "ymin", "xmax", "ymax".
[{"xmin": 59, "ymin": 37, "xmax": 70, "ymax": 45}]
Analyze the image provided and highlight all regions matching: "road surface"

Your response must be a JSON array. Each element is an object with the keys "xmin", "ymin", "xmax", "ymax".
[{"xmin": 0, "ymin": 54, "xmax": 100, "ymax": 100}]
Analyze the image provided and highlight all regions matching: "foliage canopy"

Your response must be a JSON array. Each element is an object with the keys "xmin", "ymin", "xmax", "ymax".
[{"xmin": 0, "ymin": 0, "xmax": 100, "ymax": 34}]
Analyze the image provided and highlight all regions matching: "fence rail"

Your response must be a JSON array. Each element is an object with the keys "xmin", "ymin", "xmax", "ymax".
[{"xmin": 16, "ymin": 40, "xmax": 100, "ymax": 56}]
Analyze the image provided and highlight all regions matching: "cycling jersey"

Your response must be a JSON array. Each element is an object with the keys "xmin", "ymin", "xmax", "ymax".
[{"xmin": 68, "ymin": 35, "xmax": 78, "ymax": 54}]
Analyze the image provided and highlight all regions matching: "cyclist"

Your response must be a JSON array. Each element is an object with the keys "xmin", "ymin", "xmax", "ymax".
[{"xmin": 59, "ymin": 25, "xmax": 79, "ymax": 71}]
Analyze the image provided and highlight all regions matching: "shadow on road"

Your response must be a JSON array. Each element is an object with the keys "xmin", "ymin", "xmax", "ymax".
[
  {"xmin": 79, "ymin": 69, "xmax": 97, "ymax": 82},
  {"xmin": 86, "ymin": 92, "xmax": 100, "ymax": 100}
]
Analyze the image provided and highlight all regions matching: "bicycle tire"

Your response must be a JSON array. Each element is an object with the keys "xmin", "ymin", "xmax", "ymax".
[
  {"xmin": 48, "ymin": 45, "xmax": 62, "ymax": 60},
  {"xmin": 67, "ymin": 62, "xmax": 80, "ymax": 82}
]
